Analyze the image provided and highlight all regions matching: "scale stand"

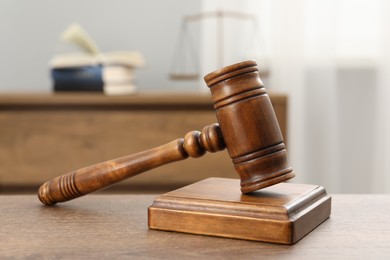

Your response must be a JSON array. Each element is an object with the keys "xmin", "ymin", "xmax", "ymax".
[{"xmin": 169, "ymin": 10, "xmax": 265, "ymax": 81}]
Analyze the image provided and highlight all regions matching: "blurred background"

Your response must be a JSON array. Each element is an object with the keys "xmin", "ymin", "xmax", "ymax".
[{"xmin": 1, "ymin": 0, "xmax": 389, "ymax": 194}]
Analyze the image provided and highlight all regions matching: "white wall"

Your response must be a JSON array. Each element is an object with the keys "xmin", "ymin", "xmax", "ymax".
[
  {"xmin": 1, "ymin": 0, "xmax": 387, "ymax": 193},
  {"xmin": 0, "ymin": 0, "xmax": 201, "ymax": 92},
  {"xmin": 199, "ymin": 0, "xmax": 388, "ymax": 194}
]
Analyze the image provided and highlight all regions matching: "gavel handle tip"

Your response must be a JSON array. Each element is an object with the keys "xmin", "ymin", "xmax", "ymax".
[{"xmin": 38, "ymin": 182, "xmax": 57, "ymax": 206}]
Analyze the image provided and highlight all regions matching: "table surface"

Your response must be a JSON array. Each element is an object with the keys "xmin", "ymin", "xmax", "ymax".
[{"xmin": 1, "ymin": 194, "xmax": 390, "ymax": 259}]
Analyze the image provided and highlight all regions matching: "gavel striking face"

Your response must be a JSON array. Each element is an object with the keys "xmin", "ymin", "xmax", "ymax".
[{"xmin": 38, "ymin": 60, "xmax": 294, "ymax": 205}]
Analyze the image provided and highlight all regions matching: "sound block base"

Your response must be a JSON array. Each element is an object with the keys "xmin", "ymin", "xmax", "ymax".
[{"xmin": 148, "ymin": 178, "xmax": 331, "ymax": 244}]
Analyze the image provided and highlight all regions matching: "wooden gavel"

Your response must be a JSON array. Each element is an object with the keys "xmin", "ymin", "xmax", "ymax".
[{"xmin": 38, "ymin": 60, "xmax": 295, "ymax": 206}]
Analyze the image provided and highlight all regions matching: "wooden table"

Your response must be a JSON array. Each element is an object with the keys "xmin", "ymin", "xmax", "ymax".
[{"xmin": 1, "ymin": 194, "xmax": 390, "ymax": 258}]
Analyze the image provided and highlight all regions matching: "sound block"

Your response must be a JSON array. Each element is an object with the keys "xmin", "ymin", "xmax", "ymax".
[{"xmin": 148, "ymin": 178, "xmax": 331, "ymax": 244}]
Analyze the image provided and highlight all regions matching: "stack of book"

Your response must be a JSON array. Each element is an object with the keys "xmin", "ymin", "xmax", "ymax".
[{"xmin": 50, "ymin": 24, "xmax": 145, "ymax": 95}]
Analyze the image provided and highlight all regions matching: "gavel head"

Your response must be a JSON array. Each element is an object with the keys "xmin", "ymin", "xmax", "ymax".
[{"xmin": 204, "ymin": 60, "xmax": 295, "ymax": 193}]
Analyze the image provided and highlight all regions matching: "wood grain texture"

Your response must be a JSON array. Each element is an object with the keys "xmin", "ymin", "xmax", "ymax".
[
  {"xmin": 0, "ymin": 93, "xmax": 287, "ymax": 193},
  {"xmin": 1, "ymin": 194, "xmax": 390, "ymax": 258},
  {"xmin": 204, "ymin": 61, "xmax": 294, "ymax": 192},
  {"xmin": 149, "ymin": 178, "xmax": 331, "ymax": 244}
]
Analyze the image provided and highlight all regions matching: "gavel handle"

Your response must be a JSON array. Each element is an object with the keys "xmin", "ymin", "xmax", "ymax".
[{"xmin": 38, "ymin": 123, "xmax": 225, "ymax": 206}]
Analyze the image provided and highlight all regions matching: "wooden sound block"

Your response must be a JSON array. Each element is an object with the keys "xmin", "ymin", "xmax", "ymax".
[{"xmin": 148, "ymin": 178, "xmax": 331, "ymax": 244}]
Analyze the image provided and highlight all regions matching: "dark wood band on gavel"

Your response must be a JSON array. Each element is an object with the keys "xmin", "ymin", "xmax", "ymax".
[
  {"xmin": 38, "ymin": 123, "xmax": 225, "ymax": 205},
  {"xmin": 204, "ymin": 60, "xmax": 295, "ymax": 193}
]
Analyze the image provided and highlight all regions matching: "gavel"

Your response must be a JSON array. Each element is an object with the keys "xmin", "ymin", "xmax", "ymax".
[{"xmin": 38, "ymin": 60, "xmax": 294, "ymax": 206}]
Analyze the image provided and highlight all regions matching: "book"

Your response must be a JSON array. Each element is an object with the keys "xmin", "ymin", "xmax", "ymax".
[
  {"xmin": 52, "ymin": 65, "xmax": 136, "ymax": 94},
  {"xmin": 60, "ymin": 23, "xmax": 100, "ymax": 55},
  {"xmin": 104, "ymin": 83, "xmax": 137, "ymax": 95},
  {"xmin": 52, "ymin": 66, "xmax": 103, "ymax": 92},
  {"xmin": 102, "ymin": 65, "xmax": 135, "ymax": 83},
  {"xmin": 50, "ymin": 51, "xmax": 145, "ymax": 69},
  {"xmin": 50, "ymin": 23, "xmax": 144, "ymax": 94}
]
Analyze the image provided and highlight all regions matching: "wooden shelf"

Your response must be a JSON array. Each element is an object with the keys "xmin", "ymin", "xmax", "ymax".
[{"xmin": 0, "ymin": 92, "xmax": 287, "ymax": 193}]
